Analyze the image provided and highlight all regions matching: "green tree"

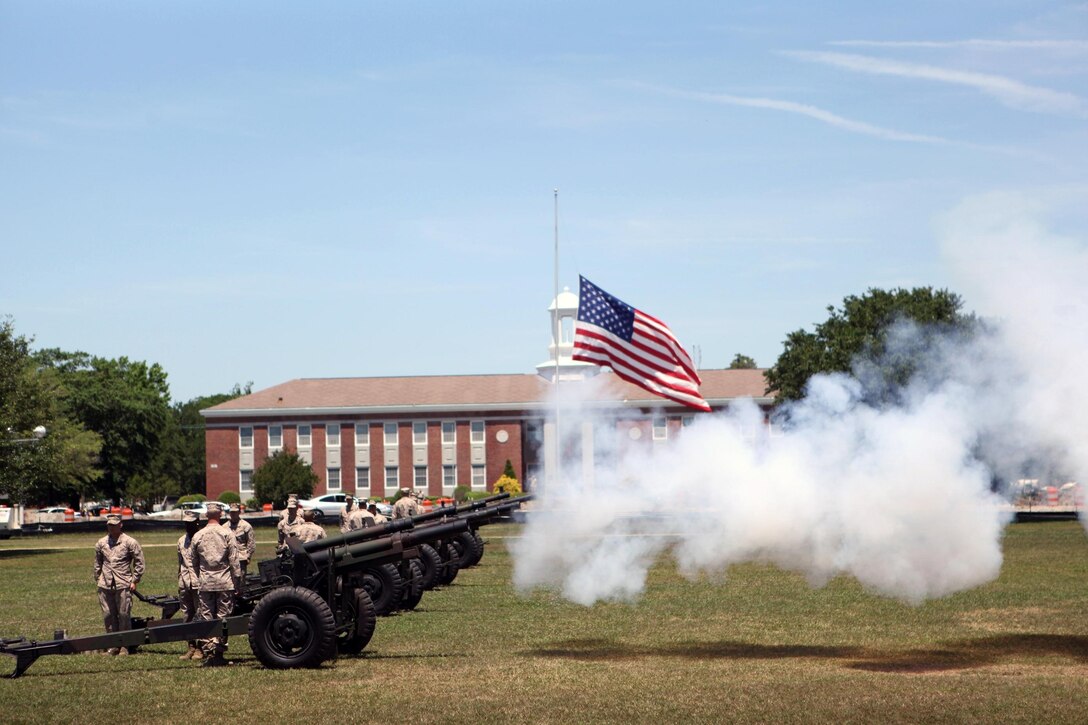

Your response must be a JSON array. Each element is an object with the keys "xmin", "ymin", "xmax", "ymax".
[
  {"xmin": 502, "ymin": 459, "xmax": 517, "ymax": 480},
  {"xmin": 728, "ymin": 354, "xmax": 758, "ymax": 370},
  {"xmin": 0, "ymin": 319, "xmax": 102, "ymax": 504},
  {"xmin": 35, "ymin": 349, "xmax": 171, "ymax": 503},
  {"xmin": 765, "ymin": 287, "xmax": 974, "ymax": 404},
  {"xmin": 251, "ymin": 449, "xmax": 317, "ymax": 508}
]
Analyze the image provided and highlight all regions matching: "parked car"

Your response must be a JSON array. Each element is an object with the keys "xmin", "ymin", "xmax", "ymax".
[
  {"xmin": 36, "ymin": 507, "xmax": 70, "ymax": 515},
  {"xmin": 148, "ymin": 501, "xmax": 225, "ymax": 519},
  {"xmin": 296, "ymin": 493, "xmax": 350, "ymax": 522}
]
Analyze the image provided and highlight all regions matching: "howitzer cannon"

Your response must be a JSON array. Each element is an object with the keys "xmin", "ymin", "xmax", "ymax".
[
  {"xmin": 411, "ymin": 494, "xmax": 533, "ymax": 588},
  {"xmin": 0, "ymin": 517, "xmax": 469, "ymax": 677}
]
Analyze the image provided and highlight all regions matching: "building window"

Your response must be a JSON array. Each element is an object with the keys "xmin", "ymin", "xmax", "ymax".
[
  {"xmin": 384, "ymin": 422, "xmax": 398, "ymax": 447},
  {"xmin": 441, "ymin": 421, "xmax": 455, "ymax": 444},
  {"xmin": 443, "ymin": 465, "xmax": 456, "ymax": 489},
  {"xmin": 240, "ymin": 470, "xmax": 253, "ymax": 494},
  {"xmin": 526, "ymin": 420, "xmax": 543, "ymax": 444},
  {"xmin": 561, "ymin": 315, "xmax": 574, "ymax": 343},
  {"xmin": 652, "ymin": 416, "xmax": 667, "ymax": 440},
  {"xmin": 471, "ymin": 464, "xmax": 486, "ymax": 489},
  {"xmin": 414, "ymin": 465, "xmax": 427, "ymax": 490},
  {"xmin": 355, "ymin": 467, "xmax": 370, "ymax": 493},
  {"xmin": 413, "ymin": 421, "xmax": 427, "ymax": 445},
  {"xmin": 327, "ymin": 423, "xmax": 340, "ymax": 447},
  {"xmin": 298, "ymin": 424, "xmax": 312, "ymax": 448},
  {"xmin": 355, "ymin": 423, "xmax": 369, "ymax": 446},
  {"xmin": 470, "ymin": 420, "xmax": 485, "ymax": 443},
  {"xmin": 239, "ymin": 426, "xmax": 253, "ymax": 449},
  {"xmin": 327, "ymin": 468, "xmax": 341, "ymax": 491},
  {"xmin": 384, "ymin": 466, "xmax": 399, "ymax": 490},
  {"xmin": 268, "ymin": 424, "xmax": 282, "ymax": 449},
  {"xmin": 682, "ymin": 416, "xmax": 695, "ymax": 427}
]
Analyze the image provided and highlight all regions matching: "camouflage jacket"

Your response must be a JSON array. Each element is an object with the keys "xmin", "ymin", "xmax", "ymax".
[
  {"xmin": 226, "ymin": 518, "xmax": 256, "ymax": 562},
  {"xmin": 94, "ymin": 533, "xmax": 145, "ymax": 590},
  {"xmin": 177, "ymin": 533, "xmax": 198, "ymax": 589},
  {"xmin": 191, "ymin": 524, "xmax": 242, "ymax": 592},
  {"xmin": 393, "ymin": 497, "xmax": 421, "ymax": 519},
  {"xmin": 348, "ymin": 508, "xmax": 376, "ymax": 530},
  {"xmin": 296, "ymin": 521, "xmax": 327, "ymax": 544}
]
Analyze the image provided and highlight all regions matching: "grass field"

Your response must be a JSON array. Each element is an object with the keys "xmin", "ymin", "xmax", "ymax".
[{"xmin": 2, "ymin": 521, "xmax": 1088, "ymax": 724}]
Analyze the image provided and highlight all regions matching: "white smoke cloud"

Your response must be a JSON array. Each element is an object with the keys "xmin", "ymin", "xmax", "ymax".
[{"xmin": 512, "ymin": 188, "xmax": 1088, "ymax": 604}]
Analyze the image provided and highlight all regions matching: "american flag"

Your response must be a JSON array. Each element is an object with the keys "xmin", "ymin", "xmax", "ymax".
[{"xmin": 571, "ymin": 276, "xmax": 710, "ymax": 412}]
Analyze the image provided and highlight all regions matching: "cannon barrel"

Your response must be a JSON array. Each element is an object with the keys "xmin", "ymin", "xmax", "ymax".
[
  {"xmin": 309, "ymin": 519, "xmax": 470, "ymax": 569},
  {"xmin": 411, "ymin": 502, "xmax": 461, "ymax": 525},
  {"xmin": 301, "ymin": 517, "xmax": 414, "ymax": 553}
]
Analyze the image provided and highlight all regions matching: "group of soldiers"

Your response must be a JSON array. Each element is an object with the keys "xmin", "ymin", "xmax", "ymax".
[
  {"xmin": 93, "ymin": 489, "xmax": 426, "ymax": 667},
  {"xmin": 93, "ymin": 501, "xmax": 254, "ymax": 667}
]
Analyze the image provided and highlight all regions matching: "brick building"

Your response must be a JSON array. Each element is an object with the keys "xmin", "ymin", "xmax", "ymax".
[{"xmin": 201, "ymin": 289, "xmax": 773, "ymax": 501}]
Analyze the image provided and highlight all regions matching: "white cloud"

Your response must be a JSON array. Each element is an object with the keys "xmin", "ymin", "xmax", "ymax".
[
  {"xmin": 639, "ymin": 83, "xmax": 949, "ymax": 143},
  {"xmin": 787, "ymin": 50, "xmax": 1088, "ymax": 118},
  {"xmin": 829, "ymin": 39, "xmax": 1088, "ymax": 53}
]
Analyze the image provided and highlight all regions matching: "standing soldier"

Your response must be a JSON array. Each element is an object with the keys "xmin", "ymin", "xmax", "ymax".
[
  {"xmin": 393, "ymin": 488, "xmax": 421, "ymax": 519},
  {"xmin": 367, "ymin": 501, "xmax": 388, "ymax": 525},
  {"xmin": 348, "ymin": 501, "xmax": 376, "ymax": 530},
  {"xmin": 177, "ymin": 510, "xmax": 202, "ymax": 661},
  {"xmin": 339, "ymin": 496, "xmax": 356, "ymax": 534},
  {"xmin": 296, "ymin": 509, "xmax": 327, "ymax": 543},
  {"xmin": 225, "ymin": 503, "xmax": 255, "ymax": 575},
  {"xmin": 93, "ymin": 513, "xmax": 145, "ymax": 656},
  {"xmin": 191, "ymin": 502, "xmax": 242, "ymax": 667},
  {"xmin": 277, "ymin": 495, "xmax": 305, "ymax": 551}
]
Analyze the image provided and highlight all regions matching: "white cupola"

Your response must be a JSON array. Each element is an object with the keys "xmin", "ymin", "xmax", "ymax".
[{"xmin": 535, "ymin": 286, "xmax": 598, "ymax": 382}]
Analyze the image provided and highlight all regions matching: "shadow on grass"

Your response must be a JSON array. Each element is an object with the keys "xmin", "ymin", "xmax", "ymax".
[
  {"xmin": 527, "ymin": 634, "xmax": 1088, "ymax": 674},
  {"xmin": 0, "ymin": 549, "xmax": 64, "ymax": 559}
]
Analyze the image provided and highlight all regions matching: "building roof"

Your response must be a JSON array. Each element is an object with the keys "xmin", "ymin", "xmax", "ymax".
[{"xmin": 201, "ymin": 369, "xmax": 773, "ymax": 419}]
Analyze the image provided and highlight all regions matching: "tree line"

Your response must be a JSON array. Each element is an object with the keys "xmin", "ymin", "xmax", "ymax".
[{"xmin": 0, "ymin": 316, "xmax": 250, "ymax": 508}]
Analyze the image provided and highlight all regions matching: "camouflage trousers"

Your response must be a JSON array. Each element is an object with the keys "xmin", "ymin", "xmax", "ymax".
[
  {"xmin": 197, "ymin": 590, "xmax": 233, "ymax": 657},
  {"xmin": 179, "ymin": 586, "xmax": 199, "ymax": 649},
  {"xmin": 97, "ymin": 587, "xmax": 132, "ymax": 633}
]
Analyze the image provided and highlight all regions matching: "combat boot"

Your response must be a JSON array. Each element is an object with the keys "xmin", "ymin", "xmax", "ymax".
[
  {"xmin": 190, "ymin": 648, "xmax": 204, "ymax": 661},
  {"xmin": 179, "ymin": 646, "xmax": 196, "ymax": 660},
  {"xmin": 117, "ymin": 647, "xmax": 129, "ymax": 656}
]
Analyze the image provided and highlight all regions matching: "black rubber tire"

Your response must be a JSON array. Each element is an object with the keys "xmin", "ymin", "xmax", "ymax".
[
  {"xmin": 453, "ymin": 531, "xmax": 478, "ymax": 569},
  {"xmin": 312, "ymin": 509, "xmax": 324, "ymax": 522},
  {"xmin": 361, "ymin": 563, "xmax": 404, "ymax": 616},
  {"xmin": 248, "ymin": 586, "xmax": 337, "ymax": 669},
  {"xmin": 462, "ymin": 530, "xmax": 485, "ymax": 568},
  {"xmin": 436, "ymin": 542, "xmax": 461, "ymax": 586},
  {"xmin": 417, "ymin": 544, "xmax": 442, "ymax": 590},
  {"xmin": 338, "ymin": 588, "xmax": 377, "ymax": 655},
  {"xmin": 399, "ymin": 560, "xmax": 425, "ymax": 611}
]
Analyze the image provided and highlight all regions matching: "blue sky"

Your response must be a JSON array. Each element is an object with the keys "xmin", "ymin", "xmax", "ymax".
[{"xmin": 2, "ymin": 1, "xmax": 1085, "ymax": 403}]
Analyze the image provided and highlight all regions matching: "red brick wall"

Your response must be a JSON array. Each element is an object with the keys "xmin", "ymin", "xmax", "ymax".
[
  {"xmin": 205, "ymin": 427, "xmax": 238, "ymax": 501},
  {"xmin": 486, "ymin": 419, "xmax": 522, "ymax": 490}
]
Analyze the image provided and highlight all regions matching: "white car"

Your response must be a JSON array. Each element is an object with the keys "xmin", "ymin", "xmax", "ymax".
[
  {"xmin": 297, "ymin": 493, "xmax": 350, "ymax": 522},
  {"xmin": 148, "ymin": 501, "xmax": 231, "ymax": 519}
]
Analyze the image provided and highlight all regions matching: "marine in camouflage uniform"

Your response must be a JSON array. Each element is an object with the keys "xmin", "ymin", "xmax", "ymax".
[
  {"xmin": 177, "ymin": 510, "xmax": 203, "ymax": 660},
  {"xmin": 277, "ymin": 496, "xmax": 305, "ymax": 551},
  {"xmin": 296, "ymin": 510, "xmax": 327, "ymax": 543},
  {"xmin": 348, "ymin": 505, "xmax": 376, "ymax": 530},
  {"xmin": 225, "ymin": 503, "xmax": 256, "ymax": 574},
  {"xmin": 93, "ymin": 514, "xmax": 145, "ymax": 656},
  {"xmin": 338, "ymin": 496, "xmax": 356, "ymax": 534},
  {"xmin": 367, "ymin": 502, "xmax": 388, "ymax": 525},
  {"xmin": 191, "ymin": 502, "xmax": 242, "ymax": 666},
  {"xmin": 393, "ymin": 489, "xmax": 422, "ymax": 519}
]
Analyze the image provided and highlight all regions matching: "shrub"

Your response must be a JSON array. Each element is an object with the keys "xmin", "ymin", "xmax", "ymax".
[
  {"xmin": 466, "ymin": 491, "xmax": 492, "ymax": 501},
  {"xmin": 493, "ymin": 475, "xmax": 521, "ymax": 495},
  {"xmin": 177, "ymin": 493, "xmax": 206, "ymax": 505},
  {"xmin": 453, "ymin": 485, "xmax": 470, "ymax": 503},
  {"xmin": 245, "ymin": 498, "xmax": 261, "ymax": 511},
  {"xmin": 503, "ymin": 459, "xmax": 517, "ymax": 479},
  {"xmin": 217, "ymin": 491, "xmax": 241, "ymax": 505},
  {"xmin": 251, "ymin": 449, "xmax": 317, "ymax": 509},
  {"xmin": 390, "ymin": 489, "xmax": 407, "ymax": 504}
]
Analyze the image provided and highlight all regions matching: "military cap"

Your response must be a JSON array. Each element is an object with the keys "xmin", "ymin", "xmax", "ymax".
[
  {"xmin": 205, "ymin": 501, "xmax": 222, "ymax": 514},
  {"xmin": 181, "ymin": 510, "xmax": 199, "ymax": 522},
  {"xmin": 105, "ymin": 514, "xmax": 122, "ymax": 525},
  {"xmin": 287, "ymin": 496, "xmax": 299, "ymax": 509},
  {"xmin": 228, "ymin": 502, "xmax": 241, "ymax": 512}
]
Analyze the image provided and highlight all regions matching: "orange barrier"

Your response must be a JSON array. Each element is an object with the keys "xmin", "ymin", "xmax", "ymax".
[
  {"xmin": 1046, "ymin": 486, "xmax": 1059, "ymax": 506},
  {"xmin": 110, "ymin": 506, "xmax": 122, "ymax": 515},
  {"xmin": 121, "ymin": 507, "xmax": 133, "ymax": 520},
  {"xmin": 262, "ymin": 503, "xmax": 273, "ymax": 513},
  {"xmin": 64, "ymin": 508, "xmax": 75, "ymax": 523}
]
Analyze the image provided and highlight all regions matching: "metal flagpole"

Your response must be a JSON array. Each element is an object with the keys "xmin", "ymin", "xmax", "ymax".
[{"xmin": 552, "ymin": 189, "xmax": 560, "ymax": 490}]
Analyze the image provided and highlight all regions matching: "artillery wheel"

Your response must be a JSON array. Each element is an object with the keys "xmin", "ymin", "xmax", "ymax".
[
  {"xmin": 400, "ymin": 560, "xmax": 425, "ymax": 610},
  {"xmin": 436, "ymin": 542, "xmax": 461, "ymax": 586},
  {"xmin": 338, "ymin": 588, "xmax": 377, "ymax": 655},
  {"xmin": 248, "ymin": 586, "xmax": 337, "ymax": 669},
  {"xmin": 417, "ymin": 543, "xmax": 442, "ymax": 590},
  {"xmin": 361, "ymin": 564, "xmax": 404, "ymax": 616},
  {"xmin": 451, "ymin": 532, "xmax": 479, "ymax": 570},
  {"xmin": 465, "ymin": 530, "xmax": 486, "ymax": 567}
]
